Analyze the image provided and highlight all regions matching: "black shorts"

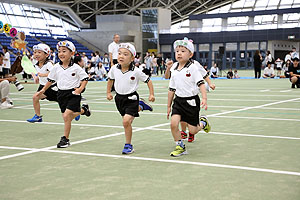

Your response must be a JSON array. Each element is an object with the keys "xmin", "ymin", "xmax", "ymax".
[
  {"xmin": 115, "ymin": 91, "xmax": 139, "ymax": 117},
  {"xmin": 290, "ymin": 76, "xmax": 300, "ymax": 83},
  {"xmin": 171, "ymin": 95, "xmax": 200, "ymax": 126},
  {"xmin": 37, "ymin": 84, "xmax": 58, "ymax": 102},
  {"xmin": 57, "ymin": 89, "xmax": 81, "ymax": 113}
]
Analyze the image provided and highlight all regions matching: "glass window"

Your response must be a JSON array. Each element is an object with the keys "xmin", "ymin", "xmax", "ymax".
[{"xmin": 199, "ymin": 44, "xmax": 210, "ymax": 51}]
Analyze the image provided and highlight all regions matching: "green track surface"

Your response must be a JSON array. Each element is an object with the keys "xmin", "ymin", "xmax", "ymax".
[{"xmin": 1, "ymin": 77, "xmax": 300, "ymax": 200}]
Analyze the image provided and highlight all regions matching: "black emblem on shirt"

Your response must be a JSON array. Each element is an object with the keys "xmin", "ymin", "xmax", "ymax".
[
  {"xmin": 72, "ymin": 73, "xmax": 76, "ymax": 76},
  {"xmin": 130, "ymin": 76, "xmax": 135, "ymax": 80}
]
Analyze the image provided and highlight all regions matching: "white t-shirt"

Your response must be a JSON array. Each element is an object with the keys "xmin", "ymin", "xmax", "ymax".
[
  {"xmin": 35, "ymin": 61, "xmax": 54, "ymax": 85},
  {"xmin": 3, "ymin": 52, "xmax": 10, "ymax": 69},
  {"xmin": 291, "ymin": 51, "xmax": 299, "ymax": 59},
  {"xmin": 264, "ymin": 67, "xmax": 274, "ymax": 76},
  {"xmin": 108, "ymin": 64, "xmax": 149, "ymax": 95},
  {"xmin": 48, "ymin": 63, "xmax": 88, "ymax": 90},
  {"xmin": 108, "ymin": 42, "xmax": 119, "ymax": 60},
  {"xmin": 169, "ymin": 61, "xmax": 204, "ymax": 97},
  {"xmin": 90, "ymin": 67, "xmax": 107, "ymax": 79}
]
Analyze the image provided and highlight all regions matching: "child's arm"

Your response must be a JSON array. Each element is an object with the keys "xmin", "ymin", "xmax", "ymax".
[
  {"xmin": 164, "ymin": 60, "xmax": 173, "ymax": 79},
  {"xmin": 36, "ymin": 81, "xmax": 52, "ymax": 96},
  {"xmin": 74, "ymin": 80, "xmax": 88, "ymax": 95},
  {"xmin": 199, "ymin": 84, "xmax": 208, "ymax": 110},
  {"xmin": 167, "ymin": 90, "xmax": 175, "ymax": 119},
  {"xmin": 106, "ymin": 79, "xmax": 114, "ymax": 100},
  {"xmin": 204, "ymin": 76, "xmax": 215, "ymax": 90},
  {"xmin": 146, "ymin": 80, "xmax": 155, "ymax": 102}
]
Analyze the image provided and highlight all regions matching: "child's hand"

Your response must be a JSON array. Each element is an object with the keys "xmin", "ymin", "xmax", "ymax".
[
  {"xmin": 148, "ymin": 95, "xmax": 155, "ymax": 102},
  {"xmin": 73, "ymin": 88, "xmax": 82, "ymax": 95},
  {"xmin": 209, "ymin": 84, "xmax": 216, "ymax": 90},
  {"xmin": 201, "ymin": 98, "xmax": 208, "ymax": 110},
  {"xmin": 35, "ymin": 89, "xmax": 45, "ymax": 97},
  {"xmin": 166, "ymin": 60, "xmax": 173, "ymax": 69},
  {"xmin": 107, "ymin": 93, "xmax": 113, "ymax": 100},
  {"xmin": 167, "ymin": 106, "xmax": 171, "ymax": 120}
]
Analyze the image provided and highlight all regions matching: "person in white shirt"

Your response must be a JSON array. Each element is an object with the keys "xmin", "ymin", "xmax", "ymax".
[
  {"xmin": 36, "ymin": 40, "xmax": 91, "ymax": 148},
  {"xmin": 263, "ymin": 62, "xmax": 275, "ymax": 78},
  {"xmin": 108, "ymin": 34, "xmax": 120, "ymax": 67},
  {"xmin": 89, "ymin": 62, "xmax": 107, "ymax": 81},
  {"xmin": 26, "ymin": 43, "xmax": 58, "ymax": 123},
  {"xmin": 107, "ymin": 43, "xmax": 155, "ymax": 154},
  {"xmin": 2, "ymin": 46, "xmax": 11, "ymax": 77},
  {"xmin": 291, "ymin": 47, "xmax": 299, "ymax": 59},
  {"xmin": 102, "ymin": 53, "xmax": 110, "ymax": 71},
  {"xmin": 275, "ymin": 58, "xmax": 283, "ymax": 76},
  {"xmin": 82, "ymin": 52, "xmax": 88, "ymax": 68},
  {"xmin": 210, "ymin": 63, "xmax": 219, "ymax": 78},
  {"xmin": 285, "ymin": 51, "xmax": 292, "ymax": 62},
  {"xmin": 167, "ymin": 37, "xmax": 211, "ymax": 157}
]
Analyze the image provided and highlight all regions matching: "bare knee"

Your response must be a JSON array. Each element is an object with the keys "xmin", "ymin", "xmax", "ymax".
[
  {"xmin": 291, "ymin": 77, "xmax": 298, "ymax": 83},
  {"xmin": 123, "ymin": 118, "xmax": 132, "ymax": 128}
]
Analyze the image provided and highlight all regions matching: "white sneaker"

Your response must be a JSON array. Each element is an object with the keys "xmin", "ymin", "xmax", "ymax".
[{"xmin": 1, "ymin": 101, "xmax": 13, "ymax": 109}]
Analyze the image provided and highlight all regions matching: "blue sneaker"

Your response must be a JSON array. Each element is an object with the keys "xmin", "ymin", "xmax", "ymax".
[
  {"xmin": 122, "ymin": 144, "xmax": 134, "ymax": 154},
  {"xmin": 27, "ymin": 114, "xmax": 42, "ymax": 123},
  {"xmin": 139, "ymin": 98, "xmax": 153, "ymax": 111},
  {"xmin": 75, "ymin": 115, "xmax": 80, "ymax": 121}
]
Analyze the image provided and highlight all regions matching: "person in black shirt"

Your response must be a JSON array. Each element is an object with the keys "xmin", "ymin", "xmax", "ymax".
[
  {"xmin": 289, "ymin": 57, "xmax": 300, "ymax": 88},
  {"xmin": 157, "ymin": 53, "xmax": 164, "ymax": 75},
  {"xmin": 227, "ymin": 68, "xmax": 233, "ymax": 79},
  {"xmin": 253, "ymin": 50, "xmax": 262, "ymax": 78}
]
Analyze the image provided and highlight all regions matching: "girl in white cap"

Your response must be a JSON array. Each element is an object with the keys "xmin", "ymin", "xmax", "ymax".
[
  {"xmin": 107, "ymin": 43, "xmax": 155, "ymax": 154},
  {"xmin": 27, "ymin": 43, "xmax": 58, "ymax": 123},
  {"xmin": 167, "ymin": 37, "xmax": 211, "ymax": 157},
  {"xmin": 36, "ymin": 40, "xmax": 91, "ymax": 148}
]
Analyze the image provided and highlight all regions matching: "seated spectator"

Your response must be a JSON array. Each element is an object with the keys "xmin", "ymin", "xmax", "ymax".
[
  {"xmin": 289, "ymin": 57, "xmax": 300, "ymax": 88},
  {"xmin": 282, "ymin": 60, "xmax": 291, "ymax": 78},
  {"xmin": 89, "ymin": 62, "xmax": 107, "ymax": 81},
  {"xmin": 210, "ymin": 63, "xmax": 219, "ymax": 78},
  {"xmin": 263, "ymin": 62, "xmax": 275, "ymax": 78},
  {"xmin": 233, "ymin": 69, "xmax": 240, "ymax": 79},
  {"xmin": 227, "ymin": 68, "xmax": 233, "ymax": 79}
]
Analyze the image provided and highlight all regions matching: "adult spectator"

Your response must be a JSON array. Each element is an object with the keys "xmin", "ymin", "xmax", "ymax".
[
  {"xmin": 49, "ymin": 48, "xmax": 56, "ymax": 63},
  {"xmin": 157, "ymin": 53, "xmax": 164, "ymax": 75},
  {"xmin": 253, "ymin": 50, "xmax": 262, "ymax": 78},
  {"xmin": 227, "ymin": 68, "xmax": 233, "ymax": 79},
  {"xmin": 289, "ymin": 57, "xmax": 300, "ymax": 88},
  {"xmin": 108, "ymin": 34, "xmax": 120, "ymax": 67},
  {"xmin": 263, "ymin": 50, "xmax": 273, "ymax": 68},
  {"xmin": 89, "ymin": 52, "xmax": 97, "ymax": 67},
  {"xmin": 291, "ymin": 47, "xmax": 299, "ymax": 59},
  {"xmin": 89, "ymin": 62, "xmax": 107, "ymax": 81},
  {"xmin": 82, "ymin": 52, "xmax": 88, "ymax": 68},
  {"xmin": 283, "ymin": 60, "xmax": 291, "ymax": 78},
  {"xmin": 102, "ymin": 53, "xmax": 110, "ymax": 72},
  {"xmin": 285, "ymin": 51, "xmax": 292, "ymax": 62},
  {"xmin": 0, "ymin": 52, "xmax": 14, "ymax": 109},
  {"xmin": 2, "ymin": 46, "xmax": 11, "ymax": 77},
  {"xmin": 263, "ymin": 62, "xmax": 275, "ymax": 78},
  {"xmin": 74, "ymin": 55, "xmax": 85, "ymax": 68}
]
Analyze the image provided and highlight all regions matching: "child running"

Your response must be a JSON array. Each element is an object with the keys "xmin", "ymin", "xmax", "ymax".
[
  {"xmin": 165, "ymin": 44, "xmax": 215, "ymax": 143},
  {"xmin": 36, "ymin": 40, "xmax": 91, "ymax": 148},
  {"xmin": 27, "ymin": 43, "xmax": 58, "ymax": 123},
  {"xmin": 167, "ymin": 38, "xmax": 211, "ymax": 157},
  {"xmin": 107, "ymin": 43, "xmax": 155, "ymax": 154}
]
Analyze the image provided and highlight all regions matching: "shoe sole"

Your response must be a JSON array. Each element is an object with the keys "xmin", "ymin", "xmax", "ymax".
[
  {"xmin": 57, "ymin": 144, "xmax": 70, "ymax": 148},
  {"xmin": 200, "ymin": 116, "xmax": 211, "ymax": 133},
  {"xmin": 140, "ymin": 98, "xmax": 153, "ymax": 111},
  {"xmin": 26, "ymin": 120, "xmax": 42, "ymax": 123}
]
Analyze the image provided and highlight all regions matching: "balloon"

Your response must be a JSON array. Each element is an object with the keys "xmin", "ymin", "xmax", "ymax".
[
  {"xmin": 10, "ymin": 28, "xmax": 17, "ymax": 37},
  {"xmin": 0, "ymin": 21, "xmax": 3, "ymax": 29},
  {"xmin": 3, "ymin": 23, "xmax": 11, "ymax": 33}
]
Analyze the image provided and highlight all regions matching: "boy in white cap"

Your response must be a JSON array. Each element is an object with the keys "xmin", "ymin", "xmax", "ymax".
[
  {"xmin": 36, "ymin": 40, "xmax": 91, "ymax": 148},
  {"xmin": 27, "ymin": 43, "xmax": 58, "ymax": 123},
  {"xmin": 167, "ymin": 37, "xmax": 211, "ymax": 157},
  {"xmin": 107, "ymin": 43, "xmax": 155, "ymax": 154}
]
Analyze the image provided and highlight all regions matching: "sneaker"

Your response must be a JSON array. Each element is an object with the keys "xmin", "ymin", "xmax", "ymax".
[
  {"xmin": 200, "ymin": 116, "xmax": 211, "ymax": 133},
  {"xmin": 0, "ymin": 101, "xmax": 13, "ymax": 109},
  {"xmin": 74, "ymin": 115, "xmax": 80, "ymax": 121},
  {"xmin": 139, "ymin": 98, "xmax": 153, "ymax": 111},
  {"xmin": 188, "ymin": 134, "xmax": 195, "ymax": 142},
  {"xmin": 291, "ymin": 84, "xmax": 296, "ymax": 88},
  {"xmin": 82, "ymin": 104, "xmax": 91, "ymax": 117},
  {"xmin": 27, "ymin": 114, "xmax": 42, "ymax": 123},
  {"xmin": 170, "ymin": 145, "xmax": 187, "ymax": 157},
  {"xmin": 122, "ymin": 144, "xmax": 134, "ymax": 154},
  {"xmin": 181, "ymin": 131, "xmax": 187, "ymax": 140},
  {"xmin": 57, "ymin": 136, "xmax": 70, "ymax": 148}
]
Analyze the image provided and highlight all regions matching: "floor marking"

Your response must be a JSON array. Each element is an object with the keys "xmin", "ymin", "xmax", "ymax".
[
  {"xmin": 0, "ymin": 145, "xmax": 299, "ymax": 177},
  {"xmin": 212, "ymin": 115, "xmax": 300, "ymax": 122},
  {"xmin": 259, "ymin": 89, "xmax": 270, "ymax": 92},
  {"xmin": 280, "ymin": 90, "xmax": 292, "ymax": 93}
]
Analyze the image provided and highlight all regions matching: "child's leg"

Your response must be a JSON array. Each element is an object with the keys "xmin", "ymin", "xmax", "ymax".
[
  {"xmin": 170, "ymin": 114, "xmax": 181, "ymax": 141},
  {"xmin": 62, "ymin": 109, "xmax": 82, "ymax": 139},
  {"xmin": 122, "ymin": 114, "xmax": 135, "ymax": 144},
  {"xmin": 180, "ymin": 121, "xmax": 188, "ymax": 139},
  {"xmin": 32, "ymin": 93, "xmax": 46, "ymax": 116}
]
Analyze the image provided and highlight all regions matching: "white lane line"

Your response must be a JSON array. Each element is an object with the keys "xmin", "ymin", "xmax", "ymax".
[
  {"xmin": 260, "ymin": 89, "xmax": 270, "ymax": 92},
  {"xmin": 212, "ymin": 115, "xmax": 300, "ymax": 122},
  {"xmin": 1, "ymin": 145, "xmax": 299, "ymax": 177},
  {"xmin": 149, "ymin": 128, "xmax": 300, "ymax": 140},
  {"xmin": 280, "ymin": 90, "xmax": 292, "ymax": 93}
]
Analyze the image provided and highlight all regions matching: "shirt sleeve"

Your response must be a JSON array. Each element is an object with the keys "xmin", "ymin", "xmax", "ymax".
[
  {"xmin": 168, "ymin": 74, "xmax": 176, "ymax": 91},
  {"xmin": 107, "ymin": 65, "xmax": 115, "ymax": 79},
  {"xmin": 77, "ymin": 66, "xmax": 89, "ymax": 81},
  {"xmin": 46, "ymin": 62, "xmax": 54, "ymax": 72},
  {"xmin": 47, "ymin": 65, "xmax": 57, "ymax": 82},
  {"xmin": 191, "ymin": 65, "xmax": 204, "ymax": 87},
  {"xmin": 108, "ymin": 43, "xmax": 113, "ymax": 53},
  {"xmin": 137, "ymin": 67, "xmax": 150, "ymax": 83}
]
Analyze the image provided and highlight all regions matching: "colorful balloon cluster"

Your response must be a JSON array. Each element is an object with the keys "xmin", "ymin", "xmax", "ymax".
[{"xmin": 0, "ymin": 20, "xmax": 27, "ymax": 51}]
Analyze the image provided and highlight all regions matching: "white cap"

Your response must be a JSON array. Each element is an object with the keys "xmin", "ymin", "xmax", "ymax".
[
  {"xmin": 119, "ymin": 43, "xmax": 136, "ymax": 57},
  {"xmin": 56, "ymin": 40, "xmax": 76, "ymax": 52},
  {"xmin": 33, "ymin": 43, "xmax": 50, "ymax": 55},
  {"xmin": 173, "ymin": 37, "xmax": 194, "ymax": 53}
]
